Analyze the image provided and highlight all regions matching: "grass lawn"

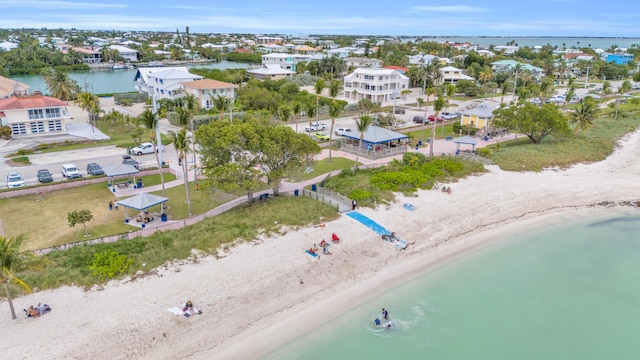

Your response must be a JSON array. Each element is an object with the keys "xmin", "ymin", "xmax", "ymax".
[
  {"xmin": 403, "ymin": 123, "xmax": 458, "ymax": 144},
  {"xmin": 150, "ymin": 181, "xmax": 238, "ymax": 219},
  {"xmin": 287, "ymin": 157, "xmax": 360, "ymax": 182}
]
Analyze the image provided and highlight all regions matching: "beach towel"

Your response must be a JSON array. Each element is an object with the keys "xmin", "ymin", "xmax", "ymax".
[
  {"xmin": 167, "ymin": 307, "xmax": 184, "ymax": 316},
  {"xmin": 305, "ymin": 250, "xmax": 319, "ymax": 258},
  {"xmin": 402, "ymin": 203, "xmax": 415, "ymax": 211}
]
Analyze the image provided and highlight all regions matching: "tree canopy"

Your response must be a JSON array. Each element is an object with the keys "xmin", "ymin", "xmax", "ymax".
[{"xmin": 493, "ymin": 103, "xmax": 569, "ymax": 144}]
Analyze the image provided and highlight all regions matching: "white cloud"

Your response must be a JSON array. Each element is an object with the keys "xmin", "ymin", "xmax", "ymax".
[{"xmin": 411, "ymin": 5, "xmax": 488, "ymax": 12}]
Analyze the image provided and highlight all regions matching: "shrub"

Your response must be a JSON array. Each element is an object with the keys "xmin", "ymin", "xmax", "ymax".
[
  {"xmin": 476, "ymin": 148, "xmax": 491, "ymax": 156},
  {"xmin": 348, "ymin": 188, "xmax": 373, "ymax": 201},
  {"xmin": 88, "ymin": 251, "xmax": 133, "ymax": 280}
]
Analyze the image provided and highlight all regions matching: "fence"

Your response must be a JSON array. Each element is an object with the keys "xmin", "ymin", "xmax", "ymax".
[
  {"xmin": 339, "ymin": 143, "xmax": 408, "ymax": 159},
  {"xmin": 299, "ymin": 188, "xmax": 345, "ymax": 212}
]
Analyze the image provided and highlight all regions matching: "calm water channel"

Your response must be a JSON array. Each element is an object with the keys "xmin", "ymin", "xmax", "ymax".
[{"xmin": 10, "ymin": 61, "xmax": 248, "ymax": 95}]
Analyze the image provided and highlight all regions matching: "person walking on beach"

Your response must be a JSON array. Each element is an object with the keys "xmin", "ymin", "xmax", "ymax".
[{"xmin": 352, "ymin": 199, "xmax": 357, "ymax": 210}]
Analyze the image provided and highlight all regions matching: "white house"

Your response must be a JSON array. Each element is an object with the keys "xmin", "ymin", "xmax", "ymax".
[
  {"xmin": 182, "ymin": 79, "xmax": 238, "ymax": 110},
  {"xmin": 440, "ymin": 66, "xmax": 475, "ymax": 84},
  {"xmin": 408, "ymin": 53, "xmax": 439, "ymax": 66},
  {"xmin": 247, "ymin": 64, "xmax": 296, "ymax": 80},
  {"xmin": 345, "ymin": 57, "xmax": 382, "ymax": 69},
  {"xmin": 134, "ymin": 67, "xmax": 202, "ymax": 99},
  {"xmin": 0, "ymin": 92, "xmax": 71, "ymax": 136},
  {"xmin": 261, "ymin": 53, "xmax": 311, "ymax": 72},
  {"xmin": 0, "ymin": 41, "xmax": 18, "ymax": 51},
  {"xmin": 109, "ymin": 45, "xmax": 139, "ymax": 62},
  {"xmin": 343, "ymin": 68, "xmax": 409, "ymax": 103}
]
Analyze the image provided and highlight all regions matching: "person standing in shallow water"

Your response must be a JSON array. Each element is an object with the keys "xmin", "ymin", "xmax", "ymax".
[{"xmin": 382, "ymin": 308, "xmax": 388, "ymax": 320}]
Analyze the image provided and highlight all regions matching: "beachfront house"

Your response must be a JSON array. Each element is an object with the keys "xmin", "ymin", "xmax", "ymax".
[
  {"xmin": 247, "ymin": 64, "xmax": 296, "ymax": 80},
  {"xmin": 343, "ymin": 68, "xmax": 409, "ymax": 103},
  {"xmin": 0, "ymin": 92, "xmax": 71, "ymax": 136},
  {"xmin": 134, "ymin": 67, "xmax": 203, "ymax": 99},
  {"xmin": 458, "ymin": 102, "xmax": 499, "ymax": 130},
  {"xmin": 181, "ymin": 79, "xmax": 238, "ymax": 110}
]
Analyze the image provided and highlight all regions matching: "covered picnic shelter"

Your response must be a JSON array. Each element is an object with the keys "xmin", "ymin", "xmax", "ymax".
[
  {"xmin": 453, "ymin": 135, "xmax": 479, "ymax": 154},
  {"xmin": 116, "ymin": 193, "xmax": 169, "ymax": 227},
  {"xmin": 103, "ymin": 164, "xmax": 139, "ymax": 192},
  {"xmin": 340, "ymin": 125, "xmax": 409, "ymax": 158}
]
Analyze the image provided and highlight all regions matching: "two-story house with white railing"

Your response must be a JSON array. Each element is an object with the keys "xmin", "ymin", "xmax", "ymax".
[
  {"xmin": 0, "ymin": 92, "xmax": 71, "ymax": 136},
  {"xmin": 261, "ymin": 53, "xmax": 310, "ymax": 72},
  {"xmin": 343, "ymin": 68, "xmax": 409, "ymax": 103},
  {"xmin": 181, "ymin": 79, "xmax": 238, "ymax": 110},
  {"xmin": 134, "ymin": 67, "xmax": 203, "ymax": 99}
]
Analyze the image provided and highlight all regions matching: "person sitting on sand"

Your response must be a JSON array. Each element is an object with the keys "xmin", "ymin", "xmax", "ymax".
[
  {"xmin": 320, "ymin": 239, "xmax": 327, "ymax": 248},
  {"xmin": 182, "ymin": 300, "xmax": 202, "ymax": 317},
  {"xmin": 309, "ymin": 247, "xmax": 316, "ymax": 256},
  {"xmin": 26, "ymin": 306, "xmax": 40, "ymax": 318},
  {"xmin": 313, "ymin": 244, "xmax": 319, "ymax": 253}
]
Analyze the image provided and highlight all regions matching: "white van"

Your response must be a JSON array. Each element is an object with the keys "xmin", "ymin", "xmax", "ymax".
[{"xmin": 61, "ymin": 164, "xmax": 82, "ymax": 179}]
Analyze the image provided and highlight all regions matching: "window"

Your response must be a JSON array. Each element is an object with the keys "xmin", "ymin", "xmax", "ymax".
[
  {"xmin": 364, "ymin": 75, "xmax": 374, "ymax": 80},
  {"xmin": 28, "ymin": 109, "xmax": 44, "ymax": 119},
  {"xmin": 45, "ymin": 108, "xmax": 60, "ymax": 118},
  {"xmin": 48, "ymin": 120, "xmax": 62, "ymax": 132},
  {"xmin": 379, "ymin": 76, "xmax": 383, "ymax": 80},
  {"xmin": 364, "ymin": 85, "xmax": 371, "ymax": 90},
  {"xmin": 30, "ymin": 121, "xmax": 45, "ymax": 133},
  {"xmin": 11, "ymin": 123, "xmax": 26, "ymax": 135}
]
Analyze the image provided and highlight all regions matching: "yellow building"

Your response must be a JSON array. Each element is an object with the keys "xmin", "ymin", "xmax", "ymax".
[{"xmin": 458, "ymin": 102, "xmax": 499, "ymax": 129}]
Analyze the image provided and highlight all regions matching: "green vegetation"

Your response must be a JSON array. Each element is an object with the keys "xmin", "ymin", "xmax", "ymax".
[
  {"xmin": 10, "ymin": 156, "xmax": 30, "ymax": 164},
  {"xmin": 322, "ymin": 153, "xmax": 485, "ymax": 207},
  {"xmin": 88, "ymin": 250, "xmax": 133, "ymax": 281},
  {"xmin": 288, "ymin": 157, "xmax": 359, "ymax": 182},
  {"xmin": 19, "ymin": 196, "xmax": 339, "ymax": 290}
]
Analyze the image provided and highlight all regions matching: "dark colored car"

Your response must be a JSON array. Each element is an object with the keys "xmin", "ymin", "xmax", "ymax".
[
  {"xmin": 413, "ymin": 116, "xmax": 426, "ymax": 124},
  {"xmin": 122, "ymin": 154, "xmax": 139, "ymax": 169},
  {"xmin": 37, "ymin": 169, "xmax": 53, "ymax": 183},
  {"xmin": 392, "ymin": 108, "xmax": 406, "ymax": 114},
  {"xmin": 87, "ymin": 162, "xmax": 104, "ymax": 176}
]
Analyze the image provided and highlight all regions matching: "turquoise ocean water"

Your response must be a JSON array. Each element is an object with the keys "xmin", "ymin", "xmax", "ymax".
[{"xmin": 265, "ymin": 211, "xmax": 640, "ymax": 360}]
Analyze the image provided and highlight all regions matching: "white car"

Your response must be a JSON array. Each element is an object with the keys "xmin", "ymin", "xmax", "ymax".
[
  {"xmin": 6, "ymin": 172, "xmax": 26, "ymax": 188},
  {"xmin": 304, "ymin": 122, "xmax": 326, "ymax": 132},
  {"xmin": 335, "ymin": 127, "xmax": 353, "ymax": 136},
  {"xmin": 441, "ymin": 112, "xmax": 459, "ymax": 120},
  {"xmin": 61, "ymin": 164, "xmax": 82, "ymax": 179},
  {"xmin": 129, "ymin": 142, "xmax": 156, "ymax": 155}
]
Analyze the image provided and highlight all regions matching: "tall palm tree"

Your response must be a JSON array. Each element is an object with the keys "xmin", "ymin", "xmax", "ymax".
[
  {"xmin": 75, "ymin": 92, "xmax": 101, "ymax": 123},
  {"xmin": 422, "ymin": 86, "xmax": 434, "ymax": 141},
  {"xmin": 512, "ymin": 63, "xmax": 524, "ymax": 103},
  {"xmin": 168, "ymin": 128, "xmax": 192, "ymax": 216},
  {"xmin": 1, "ymin": 235, "xmax": 34, "ymax": 320},
  {"xmin": 441, "ymin": 84, "xmax": 456, "ymax": 136},
  {"xmin": 500, "ymin": 82, "xmax": 510, "ymax": 105},
  {"xmin": 305, "ymin": 102, "xmax": 317, "ymax": 138},
  {"xmin": 571, "ymin": 97, "xmax": 598, "ymax": 134},
  {"xmin": 277, "ymin": 105, "xmax": 292, "ymax": 125},
  {"xmin": 353, "ymin": 114, "xmax": 373, "ymax": 167},
  {"xmin": 292, "ymin": 101, "xmax": 302, "ymax": 133},
  {"xmin": 41, "ymin": 68, "xmax": 80, "ymax": 101},
  {"xmin": 328, "ymin": 80, "xmax": 343, "ymax": 161},
  {"xmin": 430, "ymin": 96, "xmax": 445, "ymax": 157},
  {"xmin": 314, "ymin": 79, "xmax": 325, "ymax": 123},
  {"xmin": 213, "ymin": 94, "xmax": 229, "ymax": 121},
  {"xmin": 137, "ymin": 109, "xmax": 166, "ymax": 196}
]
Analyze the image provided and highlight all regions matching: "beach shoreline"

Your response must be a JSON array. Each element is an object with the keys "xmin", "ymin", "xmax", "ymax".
[{"xmin": 1, "ymin": 130, "xmax": 640, "ymax": 360}]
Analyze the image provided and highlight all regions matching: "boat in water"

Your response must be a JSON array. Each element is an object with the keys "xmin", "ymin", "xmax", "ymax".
[{"xmin": 111, "ymin": 62, "xmax": 133, "ymax": 70}]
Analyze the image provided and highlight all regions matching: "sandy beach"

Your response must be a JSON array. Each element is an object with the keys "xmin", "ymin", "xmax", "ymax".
[{"xmin": 2, "ymin": 127, "xmax": 640, "ymax": 359}]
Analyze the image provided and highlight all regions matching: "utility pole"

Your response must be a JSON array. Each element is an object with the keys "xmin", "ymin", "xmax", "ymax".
[{"xmin": 584, "ymin": 65, "xmax": 590, "ymax": 89}]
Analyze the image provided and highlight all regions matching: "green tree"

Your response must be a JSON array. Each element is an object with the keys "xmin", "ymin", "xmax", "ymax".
[
  {"xmin": 493, "ymin": 103, "xmax": 569, "ymax": 144},
  {"xmin": 67, "ymin": 209, "xmax": 94, "ymax": 236},
  {"xmin": 75, "ymin": 92, "xmax": 101, "ymax": 123},
  {"xmin": 197, "ymin": 121, "xmax": 262, "ymax": 202},
  {"xmin": 430, "ymin": 96, "xmax": 445, "ymax": 157},
  {"xmin": 292, "ymin": 101, "xmax": 302, "ymax": 134},
  {"xmin": 1, "ymin": 235, "xmax": 34, "ymax": 320},
  {"xmin": 257, "ymin": 126, "xmax": 320, "ymax": 196},
  {"xmin": 354, "ymin": 114, "xmax": 373, "ymax": 167},
  {"xmin": 305, "ymin": 102, "xmax": 317, "ymax": 138},
  {"xmin": 314, "ymin": 79, "xmax": 325, "ymax": 122},
  {"xmin": 41, "ymin": 68, "xmax": 80, "ymax": 101},
  {"xmin": 328, "ymin": 79, "xmax": 343, "ymax": 161},
  {"xmin": 615, "ymin": 80, "xmax": 632, "ymax": 119},
  {"xmin": 213, "ymin": 94, "xmax": 230, "ymax": 121},
  {"xmin": 168, "ymin": 127, "xmax": 192, "ymax": 216},
  {"xmin": 571, "ymin": 97, "xmax": 598, "ymax": 134},
  {"xmin": 138, "ymin": 109, "xmax": 166, "ymax": 196},
  {"xmin": 441, "ymin": 84, "xmax": 456, "ymax": 136}
]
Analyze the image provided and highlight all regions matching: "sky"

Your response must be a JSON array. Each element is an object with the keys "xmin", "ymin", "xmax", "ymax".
[{"xmin": 0, "ymin": 0, "xmax": 639, "ymax": 37}]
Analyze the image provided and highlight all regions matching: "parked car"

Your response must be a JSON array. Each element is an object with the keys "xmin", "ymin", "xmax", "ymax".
[
  {"xmin": 313, "ymin": 132, "xmax": 330, "ymax": 141},
  {"xmin": 87, "ymin": 162, "xmax": 105, "ymax": 176},
  {"xmin": 335, "ymin": 127, "xmax": 353, "ymax": 136},
  {"xmin": 391, "ymin": 108, "xmax": 406, "ymax": 114},
  {"xmin": 413, "ymin": 116, "xmax": 431, "ymax": 124},
  {"xmin": 61, "ymin": 164, "xmax": 82, "ymax": 179},
  {"xmin": 6, "ymin": 172, "xmax": 26, "ymax": 188},
  {"xmin": 304, "ymin": 122, "xmax": 326, "ymax": 132},
  {"xmin": 441, "ymin": 112, "xmax": 459, "ymax": 120},
  {"xmin": 129, "ymin": 142, "xmax": 156, "ymax": 155},
  {"xmin": 122, "ymin": 155, "xmax": 140, "ymax": 169},
  {"xmin": 428, "ymin": 115, "xmax": 444, "ymax": 122},
  {"xmin": 37, "ymin": 169, "xmax": 53, "ymax": 183}
]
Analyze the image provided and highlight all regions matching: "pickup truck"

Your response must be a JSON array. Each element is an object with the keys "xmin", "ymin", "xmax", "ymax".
[
  {"xmin": 304, "ymin": 122, "xmax": 326, "ymax": 132},
  {"xmin": 129, "ymin": 142, "xmax": 163, "ymax": 155}
]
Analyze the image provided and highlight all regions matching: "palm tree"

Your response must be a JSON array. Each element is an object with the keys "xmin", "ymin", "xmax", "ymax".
[
  {"xmin": 1, "ymin": 235, "xmax": 34, "ymax": 320},
  {"xmin": 305, "ymin": 102, "xmax": 317, "ymax": 138},
  {"xmin": 292, "ymin": 101, "xmax": 302, "ymax": 133},
  {"xmin": 314, "ymin": 79, "xmax": 325, "ymax": 123},
  {"xmin": 615, "ymin": 80, "xmax": 632, "ymax": 119},
  {"xmin": 169, "ymin": 128, "xmax": 192, "ymax": 216},
  {"xmin": 571, "ymin": 97, "xmax": 598, "ymax": 134},
  {"xmin": 328, "ymin": 80, "xmax": 343, "ymax": 162},
  {"xmin": 441, "ymin": 84, "xmax": 456, "ymax": 136},
  {"xmin": 430, "ymin": 96, "xmax": 445, "ymax": 157},
  {"xmin": 277, "ymin": 105, "xmax": 292, "ymax": 124},
  {"xmin": 353, "ymin": 114, "xmax": 373, "ymax": 167},
  {"xmin": 41, "ymin": 68, "xmax": 80, "ymax": 101},
  {"xmin": 478, "ymin": 66, "xmax": 493, "ymax": 83},
  {"xmin": 422, "ymin": 86, "xmax": 434, "ymax": 141},
  {"xmin": 512, "ymin": 63, "xmax": 524, "ymax": 103},
  {"xmin": 564, "ymin": 87, "xmax": 576, "ymax": 111},
  {"xmin": 500, "ymin": 82, "xmax": 510, "ymax": 105},
  {"xmin": 213, "ymin": 94, "xmax": 229, "ymax": 121},
  {"xmin": 75, "ymin": 92, "xmax": 101, "ymax": 123},
  {"xmin": 137, "ymin": 109, "xmax": 166, "ymax": 196}
]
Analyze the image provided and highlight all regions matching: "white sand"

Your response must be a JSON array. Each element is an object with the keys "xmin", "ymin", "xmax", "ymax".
[{"xmin": 2, "ymin": 130, "xmax": 640, "ymax": 360}]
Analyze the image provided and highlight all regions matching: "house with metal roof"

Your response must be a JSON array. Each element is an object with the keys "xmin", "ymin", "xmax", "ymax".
[
  {"xmin": 490, "ymin": 60, "xmax": 544, "ymax": 80},
  {"xmin": 247, "ymin": 64, "xmax": 296, "ymax": 80},
  {"xmin": 458, "ymin": 102, "xmax": 500, "ymax": 130},
  {"xmin": 339, "ymin": 125, "xmax": 409, "ymax": 158}
]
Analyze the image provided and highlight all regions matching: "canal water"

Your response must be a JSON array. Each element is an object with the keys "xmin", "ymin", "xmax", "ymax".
[{"xmin": 10, "ymin": 61, "xmax": 248, "ymax": 95}]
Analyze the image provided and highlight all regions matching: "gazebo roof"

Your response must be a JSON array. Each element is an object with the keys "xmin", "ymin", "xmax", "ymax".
[
  {"xmin": 453, "ymin": 136, "xmax": 478, "ymax": 145},
  {"xmin": 116, "ymin": 193, "xmax": 168, "ymax": 211},
  {"xmin": 103, "ymin": 164, "xmax": 139, "ymax": 177},
  {"xmin": 342, "ymin": 125, "xmax": 408, "ymax": 144}
]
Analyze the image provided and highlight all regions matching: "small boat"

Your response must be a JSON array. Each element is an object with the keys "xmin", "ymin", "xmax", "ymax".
[{"xmin": 112, "ymin": 63, "xmax": 132, "ymax": 70}]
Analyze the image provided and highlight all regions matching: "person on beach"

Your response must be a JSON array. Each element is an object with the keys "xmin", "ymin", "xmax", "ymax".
[
  {"xmin": 108, "ymin": 201, "xmax": 113, "ymax": 211},
  {"xmin": 313, "ymin": 244, "xmax": 319, "ymax": 253},
  {"xmin": 374, "ymin": 318, "xmax": 381, "ymax": 326},
  {"xmin": 382, "ymin": 308, "xmax": 388, "ymax": 320},
  {"xmin": 182, "ymin": 300, "xmax": 202, "ymax": 317},
  {"xmin": 352, "ymin": 199, "xmax": 357, "ymax": 210}
]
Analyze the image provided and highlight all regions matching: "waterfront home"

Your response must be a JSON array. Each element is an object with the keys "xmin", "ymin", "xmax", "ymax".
[
  {"xmin": 181, "ymin": 79, "xmax": 238, "ymax": 110},
  {"xmin": 109, "ymin": 45, "xmax": 139, "ymax": 62},
  {"xmin": 247, "ymin": 64, "xmax": 296, "ymax": 80},
  {"xmin": 261, "ymin": 53, "xmax": 310, "ymax": 72},
  {"xmin": 440, "ymin": 66, "xmax": 475, "ymax": 84},
  {"xmin": 343, "ymin": 68, "xmax": 409, "ymax": 103},
  {"xmin": 70, "ymin": 47, "xmax": 102, "ymax": 64},
  {"xmin": 602, "ymin": 52, "xmax": 634, "ymax": 65},
  {"xmin": 134, "ymin": 67, "xmax": 203, "ymax": 99},
  {"xmin": 490, "ymin": 60, "xmax": 544, "ymax": 80},
  {"xmin": 0, "ymin": 92, "xmax": 71, "ymax": 136}
]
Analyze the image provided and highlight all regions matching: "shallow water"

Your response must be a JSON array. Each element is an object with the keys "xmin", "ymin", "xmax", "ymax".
[{"xmin": 265, "ymin": 211, "xmax": 640, "ymax": 360}]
